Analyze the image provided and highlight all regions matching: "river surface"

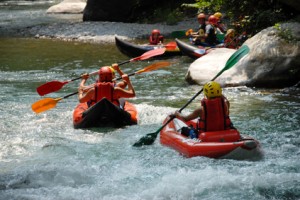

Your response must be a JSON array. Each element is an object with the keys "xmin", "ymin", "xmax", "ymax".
[{"xmin": 0, "ymin": 2, "xmax": 300, "ymax": 200}]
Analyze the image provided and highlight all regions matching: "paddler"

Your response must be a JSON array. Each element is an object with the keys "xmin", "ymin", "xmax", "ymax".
[
  {"xmin": 78, "ymin": 64, "xmax": 136, "ymax": 109},
  {"xmin": 171, "ymin": 81, "xmax": 234, "ymax": 138}
]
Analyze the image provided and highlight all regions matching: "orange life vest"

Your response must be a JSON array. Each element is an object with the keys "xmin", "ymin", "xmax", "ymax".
[
  {"xmin": 149, "ymin": 35, "xmax": 164, "ymax": 45},
  {"xmin": 89, "ymin": 82, "xmax": 119, "ymax": 107},
  {"xmin": 198, "ymin": 97, "xmax": 232, "ymax": 132}
]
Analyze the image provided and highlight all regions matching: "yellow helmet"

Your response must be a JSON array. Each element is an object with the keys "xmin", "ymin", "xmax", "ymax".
[
  {"xmin": 203, "ymin": 81, "xmax": 222, "ymax": 98},
  {"xmin": 214, "ymin": 12, "xmax": 222, "ymax": 19}
]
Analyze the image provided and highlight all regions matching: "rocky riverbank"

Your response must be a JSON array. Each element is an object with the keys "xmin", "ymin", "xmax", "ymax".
[{"xmin": 12, "ymin": 18, "xmax": 198, "ymax": 43}]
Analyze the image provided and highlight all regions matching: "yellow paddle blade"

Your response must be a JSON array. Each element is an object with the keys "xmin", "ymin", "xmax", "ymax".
[
  {"xmin": 136, "ymin": 61, "xmax": 171, "ymax": 74},
  {"xmin": 31, "ymin": 97, "xmax": 62, "ymax": 114}
]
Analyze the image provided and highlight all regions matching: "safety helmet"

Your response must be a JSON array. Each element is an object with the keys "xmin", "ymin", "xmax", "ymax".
[
  {"xmin": 99, "ymin": 66, "xmax": 115, "ymax": 82},
  {"xmin": 197, "ymin": 13, "xmax": 206, "ymax": 19},
  {"xmin": 203, "ymin": 81, "xmax": 222, "ymax": 98},
  {"xmin": 208, "ymin": 15, "xmax": 218, "ymax": 25},
  {"xmin": 152, "ymin": 29, "xmax": 160, "ymax": 35},
  {"xmin": 214, "ymin": 12, "xmax": 222, "ymax": 19}
]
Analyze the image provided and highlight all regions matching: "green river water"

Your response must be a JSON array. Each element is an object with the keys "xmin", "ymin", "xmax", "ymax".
[{"xmin": 0, "ymin": 2, "xmax": 300, "ymax": 200}]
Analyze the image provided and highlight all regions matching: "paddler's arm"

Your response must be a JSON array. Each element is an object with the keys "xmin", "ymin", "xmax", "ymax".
[
  {"xmin": 78, "ymin": 73, "xmax": 94, "ymax": 103},
  {"xmin": 113, "ymin": 74, "xmax": 135, "ymax": 99},
  {"xmin": 112, "ymin": 63, "xmax": 127, "ymax": 88},
  {"xmin": 173, "ymin": 107, "xmax": 202, "ymax": 122}
]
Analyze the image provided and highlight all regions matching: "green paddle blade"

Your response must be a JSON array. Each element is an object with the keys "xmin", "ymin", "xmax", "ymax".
[
  {"xmin": 133, "ymin": 131, "xmax": 159, "ymax": 147},
  {"xmin": 171, "ymin": 30, "xmax": 186, "ymax": 38},
  {"xmin": 213, "ymin": 45, "xmax": 250, "ymax": 80}
]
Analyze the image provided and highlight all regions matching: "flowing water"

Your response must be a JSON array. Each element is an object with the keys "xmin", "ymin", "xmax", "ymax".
[{"xmin": 0, "ymin": 2, "xmax": 300, "ymax": 200}]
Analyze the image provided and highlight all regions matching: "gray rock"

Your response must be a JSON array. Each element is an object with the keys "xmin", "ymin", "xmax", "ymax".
[
  {"xmin": 186, "ymin": 22, "xmax": 300, "ymax": 88},
  {"xmin": 47, "ymin": 0, "xmax": 86, "ymax": 14}
]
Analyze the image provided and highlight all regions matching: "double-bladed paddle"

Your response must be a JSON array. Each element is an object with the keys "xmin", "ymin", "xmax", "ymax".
[
  {"xmin": 133, "ymin": 45, "xmax": 250, "ymax": 147},
  {"xmin": 36, "ymin": 48, "xmax": 166, "ymax": 96},
  {"xmin": 164, "ymin": 42, "xmax": 177, "ymax": 50},
  {"xmin": 32, "ymin": 61, "xmax": 171, "ymax": 114}
]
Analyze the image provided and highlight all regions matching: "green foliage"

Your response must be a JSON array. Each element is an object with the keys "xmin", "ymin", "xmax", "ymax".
[
  {"xmin": 274, "ymin": 23, "xmax": 297, "ymax": 43},
  {"xmin": 145, "ymin": 8, "xmax": 184, "ymax": 25},
  {"xmin": 181, "ymin": 0, "xmax": 297, "ymax": 35},
  {"xmin": 182, "ymin": 0, "xmax": 223, "ymax": 13}
]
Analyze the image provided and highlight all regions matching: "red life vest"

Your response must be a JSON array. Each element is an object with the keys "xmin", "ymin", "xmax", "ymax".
[
  {"xmin": 149, "ymin": 35, "xmax": 164, "ymax": 45},
  {"xmin": 198, "ymin": 97, "xmax": 232, "ymax": 132},
  {"xmin": 89, "ymin": 82, "xmax": 119, "ymax": 107}
]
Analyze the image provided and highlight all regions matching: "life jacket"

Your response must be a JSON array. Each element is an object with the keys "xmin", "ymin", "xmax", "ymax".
[
  {"xmin": 88, "ymin": 82, "xmax": 119, "ymax": 107},
  {"xmin": 205, "ymin": 24, "xmax": 217, "ymax": 45},
  {"xmin": 149, "ymin": 35, "xmax": 164, "ymax": 45},
  {"xmin": 198, "ymin": 97, "xmax": 232, "ymax": 132}
]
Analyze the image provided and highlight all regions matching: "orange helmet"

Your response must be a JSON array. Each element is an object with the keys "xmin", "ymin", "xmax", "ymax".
[
  {"xmin": 152, "ymin": 29, "xmax": 160, "ymax": 35},
  {"xmin": 208, "ymin": 15, "xmax": 218, "ymax": 25},
  {"xmin": 99, "ymin": 66, "xmax": 114, "ymax": 82},
  {"xmin": 197, "ymin": 13, "xmax": 206, "ymax": 19}
]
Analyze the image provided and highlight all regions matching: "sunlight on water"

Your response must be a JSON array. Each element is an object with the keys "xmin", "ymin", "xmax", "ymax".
[{"xmin": 0, "ymin": 14, "xmax": 300, "ymax": 200}]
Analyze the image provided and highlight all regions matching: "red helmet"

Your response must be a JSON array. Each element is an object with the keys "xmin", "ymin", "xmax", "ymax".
[
  {"xmin": 99, "ymin": 66, "xmax": 114, "ymax": 82},
  {"xmin": 208, "ymin": 15, "xmax": 218, "ymax": 25},
  {"xmin": 152, "ymin": 29, "xmax": 160, "ymax": 35},
  {"xmin": 197, "ymin": 13, "xmax": 206, "ymax": 19}
]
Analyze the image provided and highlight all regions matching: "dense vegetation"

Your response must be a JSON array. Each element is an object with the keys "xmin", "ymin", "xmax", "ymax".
[{"xmin": 142, "ymin": 0, "xmax": 298, "ymax": 36}]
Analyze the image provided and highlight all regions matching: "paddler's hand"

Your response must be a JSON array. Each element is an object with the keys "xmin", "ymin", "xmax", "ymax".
[
  {"xmin": 111, "ymin": 63, "xmax": 120, "ymax": 71},
  {"xmin": 81, "ymin": 73, "xmax": 89, "ymax": 80},
  {"xmin": 121, "ymin": 74, "xmax": 129, "ymax": 83},
  {"xmin": 169, "ymin": 111, "xmax": 180, "ymax": 119}
]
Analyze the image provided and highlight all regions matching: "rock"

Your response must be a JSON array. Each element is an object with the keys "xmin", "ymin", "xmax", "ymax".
[
  {"xmin": 187, "ymin": 22, "xmax": 300, "ymax": 88},
  {"xmin": 186, "ymin": 48, "xmax": 236, "ymax": 85},
  {"xmin": 47, "ymin": 0, "xmax": 86, "ymax": 14},
  {"xmin": 83, "ymin": 0, "xmax": 136, "ymax": 22}
]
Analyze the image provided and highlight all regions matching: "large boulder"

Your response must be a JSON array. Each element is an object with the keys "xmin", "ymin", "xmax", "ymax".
[
  {"xmin": 47, "ymin": 0, "xmax": 86, "ymax": 14},
  {"xmin": 83, "ymin": 0, "xmax": 138, "ymax": 22},
  {"xmin": 83, "ymin": 0, "xmax": 194, "ymax": 22},
  {"xmin": 186, "ymin": 22, "xmax": 300, "ymax": 88}
]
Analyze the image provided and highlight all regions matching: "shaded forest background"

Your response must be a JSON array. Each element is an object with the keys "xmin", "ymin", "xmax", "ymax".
[{"xmin": 84, "ymin": 0, "xmax": 299, "ymax": 36}]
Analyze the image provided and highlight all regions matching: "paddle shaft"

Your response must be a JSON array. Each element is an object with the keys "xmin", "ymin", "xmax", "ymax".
[{"xmin": 37, "ymin": 48, "xmax": 166, "ymax": 96}]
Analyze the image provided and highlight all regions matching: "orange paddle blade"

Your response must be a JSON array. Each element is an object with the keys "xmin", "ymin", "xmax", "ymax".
[
  {"xmin": 31, "ymin": 97, "xmax": 62, "ymax": 114},
  {"xmin": 136, "ymin": 62, "xmax": 171, "ymax": 74},
  {"xmin": 164, "ymin": 42, "xmax": 177, "ymax": 50},
  {"xmin": 37, "ymin": 81, "xmax": 68, "ymax": 96},
  {"xmin": 131, "ymin": 48, "xmax": 166, "ymax": 61}
]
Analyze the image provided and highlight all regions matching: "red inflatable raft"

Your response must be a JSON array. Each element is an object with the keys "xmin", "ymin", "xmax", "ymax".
[
  {"xmin": 160, "ymin": 117, "xmax": 263, "ymax": 159},
  {"xmin": 73, "ymin": 98, "xmax": 137, "ymax": 129}
]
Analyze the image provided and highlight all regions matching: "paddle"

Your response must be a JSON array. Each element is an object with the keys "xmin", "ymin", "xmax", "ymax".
[
  {"xmin": 133, "ymin": 45, "xmax": 250, "ymax": 147},
  {"xmin": 36, "ymin": 48, "xmax": 166, "ymax": 96},
  {"xmin": 32, "ymin": 61, "xmax": 171, "ymax": 114},
  {"xmin": 164, "ymin": 42, "xmax": 177, "ymax": 50},
  {"xmin": 171, "ymin": 30, "xmax": 186, "ymax": 38}
]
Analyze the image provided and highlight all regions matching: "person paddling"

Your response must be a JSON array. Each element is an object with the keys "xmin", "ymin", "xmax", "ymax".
[
  {"xmin": 149, "ymin": 29, "xmax": 164, "ymax": 45},
  {"xmin": 190, "ymin": 13, "xmax": 207, "ymax": 45},
  {"xmin": 171, "ymin": 81, "xmax": 233, "ymax": 138},
  {"xmin": 78, "ymin": 64, "xmax": 136, "ymax": 109}
]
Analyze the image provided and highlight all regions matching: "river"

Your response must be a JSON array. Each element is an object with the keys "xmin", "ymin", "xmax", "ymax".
[{"xmin": 0, "ymin": 1, "xmax": 300, "ymax": 200}]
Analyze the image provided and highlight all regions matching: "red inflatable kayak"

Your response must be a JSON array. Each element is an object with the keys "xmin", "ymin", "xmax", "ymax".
[
  {"xmin": 73, "ymin": 98, "xmax": 137, "ymax": 129},
  {"xmin": 160, "ymin": 117, "xmax": 263, "ymax": 159}
]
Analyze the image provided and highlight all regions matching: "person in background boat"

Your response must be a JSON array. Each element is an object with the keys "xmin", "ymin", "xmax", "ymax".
[
  {"xmin": 149, "ymin": 29, "xmax": 164, "ymax": 45},
  {"xmin": 190, "ymin": 13, "xmax": 207, "ymax": 45},
  {"xmin": 224, "ymin": 29, "xmax": 238, "ymax": 49},
  {"xmin": 203, "ymin": 15, "xmax": 219, "ymax": 46},
  {"xmin": 78, "ymin": 64, "xmax": 135, "ymax": 109},
  {"xmin": 171, "ymin": 81, "xmax": 233, "ymax": 138},
  {"xmin": 214, "ymin": 12, "xmax": 226, "ymax": 43},
  {"xmin": 214, "ymin": 12, "xmax": 227, "ymax": 34}
]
